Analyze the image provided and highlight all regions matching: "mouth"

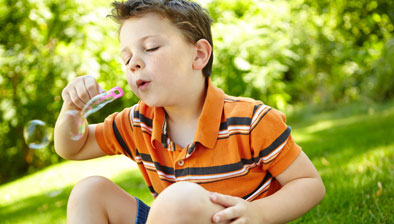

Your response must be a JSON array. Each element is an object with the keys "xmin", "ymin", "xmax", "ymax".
[{"xmin": 136, "ymin": 79, "xmax": 151, "ymax": 89}]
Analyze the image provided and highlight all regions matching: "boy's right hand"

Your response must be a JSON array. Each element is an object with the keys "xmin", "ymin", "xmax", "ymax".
[
  {"xmin": 55, "ymin": 75, "xmax": 107, "ymax": 160},
  {"xmin": 61, "ymin": 75, "xmax": 105, "ymax": 111}
]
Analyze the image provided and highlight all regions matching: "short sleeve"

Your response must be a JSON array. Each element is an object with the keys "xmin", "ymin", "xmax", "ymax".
[
  {"xmin": 250, "ymin": 105, "xmax": 301, "ymax": 177},
  {"xmin": 95, "ymin": 107, "xmax": 136, "ymax": 160}
]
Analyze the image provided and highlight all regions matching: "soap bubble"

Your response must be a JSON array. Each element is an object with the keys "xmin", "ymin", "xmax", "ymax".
[
  {"xmin": 66, "ymin": 110, "xmax": 87, "ymax": 141},
  {"xmin": 24, "ymin": 120, "xmax": 51, "ymax": 149},
  {"xmin": 68, "ymin": 86, "xmax": 123, "ymax": 140}
]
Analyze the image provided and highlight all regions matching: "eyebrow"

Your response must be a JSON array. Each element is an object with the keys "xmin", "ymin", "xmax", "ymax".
[{"xmin": 121, "ymin": 35, "xmax": 161, "ymax": 54}]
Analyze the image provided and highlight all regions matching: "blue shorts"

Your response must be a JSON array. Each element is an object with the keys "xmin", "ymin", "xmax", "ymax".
[{"xmin": 135, "ymin": 198, "xmax": 150, "ymax": 224}]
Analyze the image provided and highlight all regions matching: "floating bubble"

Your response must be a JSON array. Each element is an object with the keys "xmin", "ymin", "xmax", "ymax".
[
  {"xmin": 69, "ymin": 86, "xmax": 124, "ymax": 140},
  {"xmin": 24, "ymin": 120, "xmax": 51, "ymax": 149},
  {"xmin": 66, "ymin": 110, "xmax": 87, "ymax": 141}
]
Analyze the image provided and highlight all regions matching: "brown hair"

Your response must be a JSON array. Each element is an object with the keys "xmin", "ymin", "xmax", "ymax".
[{"xmin": 109, "ymin": 0, "xmax": 214, "ymax": 77}]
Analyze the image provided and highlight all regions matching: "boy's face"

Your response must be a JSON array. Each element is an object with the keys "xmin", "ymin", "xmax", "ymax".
[{"xmin": 119, "ymin": 13, "xmax": 201, "ymax": 107}]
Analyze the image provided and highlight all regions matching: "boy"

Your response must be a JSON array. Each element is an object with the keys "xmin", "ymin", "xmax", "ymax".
[{"xmin": 54, "ymin": 0, "xmax": 325, "ymax": 223}]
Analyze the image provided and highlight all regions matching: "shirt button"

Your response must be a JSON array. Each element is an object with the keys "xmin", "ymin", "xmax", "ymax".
[{"xmin": 177, "ymin": 160, "xmax": 185, "ymax": 166}]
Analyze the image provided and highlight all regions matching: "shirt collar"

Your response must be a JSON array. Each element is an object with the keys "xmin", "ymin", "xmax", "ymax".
[
  {"xmin": 194, "ymin": 78, "xmax": 224, "ymax": 148},
  {"xmin": 150, "ymin": 78, "xmax": 224, "ymax": 149}
]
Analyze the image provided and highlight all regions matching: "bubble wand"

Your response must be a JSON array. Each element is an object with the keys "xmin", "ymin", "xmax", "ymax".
[{"xmin": 72, "ymin": 86, "xmax": 124, "ymax": 140}]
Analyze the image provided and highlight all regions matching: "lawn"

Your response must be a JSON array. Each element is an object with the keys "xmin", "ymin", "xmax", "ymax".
[{"xmin": 0, "ymin": 101, "xmax": 393, "ymax": 223}]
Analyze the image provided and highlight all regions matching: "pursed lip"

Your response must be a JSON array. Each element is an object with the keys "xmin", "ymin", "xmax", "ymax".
[{"xmin": 136, "ymin": 79, "xmax": 151, "ymax": 89}]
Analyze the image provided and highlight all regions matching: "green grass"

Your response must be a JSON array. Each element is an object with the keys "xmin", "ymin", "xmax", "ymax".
[
  {"xmin": 0, "ymin": 101, "xmax": 393, "ymax": 223},
  {"xmin": 289, "ymin": 101, "xmax": 394, "ymax": 223}
]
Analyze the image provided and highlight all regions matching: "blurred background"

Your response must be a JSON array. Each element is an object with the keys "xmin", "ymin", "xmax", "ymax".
[{"xmin": 0, "ymin": 0, "xmax": 393, "ymax": 223}]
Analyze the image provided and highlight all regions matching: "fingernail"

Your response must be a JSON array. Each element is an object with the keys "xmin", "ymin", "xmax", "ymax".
[{"xmin": 214, "ymin": 215, "xmax": 220, "ymax": 223}]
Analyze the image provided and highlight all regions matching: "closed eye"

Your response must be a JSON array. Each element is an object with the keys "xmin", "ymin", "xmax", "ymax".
[
  {"xmin": 146, "ymin": 46, "xmax": 160, "ymax": 52},
  {"xmin": 125, "ymin": 58, "xmax": 131, "ymax": 65}
]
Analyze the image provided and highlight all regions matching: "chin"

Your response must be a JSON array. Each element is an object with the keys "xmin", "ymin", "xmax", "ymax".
[{"xmin": 142, "ymin": 99, "xmax": 165, "ymax": 108}]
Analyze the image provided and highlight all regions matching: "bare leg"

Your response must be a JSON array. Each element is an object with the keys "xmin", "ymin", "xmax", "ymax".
[
  {"xmin": 67, "ymin": 176, "xmax": 138, "ymax": 224},
  {"xmin": 146, "ymin": 181, "xmax": 228, "ymax": 224}
]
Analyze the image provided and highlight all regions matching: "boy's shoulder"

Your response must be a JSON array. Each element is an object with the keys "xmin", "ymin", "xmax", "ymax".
[
  {"xmin": 224, "ymin": 94, "xmax": 263, "ymax": 105},
  {"xmin": 223, "ymin": 94, "xmax": 265, "ymax": 115}
]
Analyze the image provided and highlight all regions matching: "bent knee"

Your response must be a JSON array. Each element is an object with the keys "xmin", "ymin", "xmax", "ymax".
[
  {"xmin": 69, "ymin": 176, "xmax": 113, "ymax": 202},
  {"xmin": 148, "ymin": 182, "xmax": 224, "ymax": 224},
  {"xmin": 158, "ymin": 181, "xmax": 209, "ymax": 208},
  {"xmin": 161, "ymin": 181, "xmax": 206, "ymax": 198}
]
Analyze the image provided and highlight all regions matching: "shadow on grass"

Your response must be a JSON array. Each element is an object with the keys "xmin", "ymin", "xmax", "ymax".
[{"xmin": 0, "ymin": 169, "xmax": 152, "ymax": 224}]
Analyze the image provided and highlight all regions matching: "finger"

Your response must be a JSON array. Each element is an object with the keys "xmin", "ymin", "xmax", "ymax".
[
  {"xmin": 62, "ymin": 88, "xmax": 80, "ymax": 110},
  {"xmin": 83, "ymin": 76, "xmax": 98, "ymax": 98},
  {"xmin": 61, "ymin": 88, "xmax": 71, "ymax": 103},
  {"xmin": 69, "ymin": 87, "xmax": 87, "ymax": 110},
  {"xmin": 213, "ymin": 206, "xmax": 241, "ymax": 223},
  {"xmin": 75, "ymin": 80, "xmax": 91, "ymax": 105},
  {"xmin": 210, "ymin": 192, "xmax": 238, "ymax": 208}
]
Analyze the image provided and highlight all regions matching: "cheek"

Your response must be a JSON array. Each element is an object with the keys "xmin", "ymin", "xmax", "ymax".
[
  {"xmin": 125, "ymin": 73, "xmax": 138, "ymax": 93},
  {"xmin": 125, "ymin": 72, "xmax": 132, "ymax": 85}
]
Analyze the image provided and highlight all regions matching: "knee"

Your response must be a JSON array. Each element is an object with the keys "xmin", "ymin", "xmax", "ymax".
[
  {"xmin": 159, "ymin": 181, "xmax": 209, "ymax": 209},
  {"xmin": 68, "ymin": 176, "xmax": 112, "ymax": 205},
  {"xmin": 148, "ymin": 181, "xmax": 214, "ymax": 223}
]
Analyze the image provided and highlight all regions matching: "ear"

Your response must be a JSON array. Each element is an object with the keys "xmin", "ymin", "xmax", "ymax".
[{"xmin": 192, "ymin": 39, "xmax": 212, "ymax": 71}]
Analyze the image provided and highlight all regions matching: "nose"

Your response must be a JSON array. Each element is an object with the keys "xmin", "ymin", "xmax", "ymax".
[{"xmin": 128, "ymin": 56, "xmax": 145, "ymax": 73}]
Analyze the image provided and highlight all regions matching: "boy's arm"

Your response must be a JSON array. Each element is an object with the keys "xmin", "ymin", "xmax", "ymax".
[
  {"xmin": 54, "ymin": 104, "xmax": 105, "ymax": 160},
  {"xmin": 210, "ymin": 151, "xmax": 325, "ymax": 224},
  {"xmin": 54, "ymin": 75, "xmax": 106, "ymax": 160}
]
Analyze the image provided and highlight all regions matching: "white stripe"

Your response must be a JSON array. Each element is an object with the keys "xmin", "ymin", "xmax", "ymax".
[
  {"xmin": 130, "ymin": 104, "xmax": 137, "ymax": 122},
  {"xmin": 245, "ymin": 178, "xmax": 272, "ymax": 201},
  {"xmin": 218, "ymin": 129, "xmax": 229, "ymax": 135},
  {"xmin": 142, "ymin": 161, "xmax": 176, "ymax": 181},
  {"xmin": 157, "ymin": 170, "xmax": 176, "ymax": 181},
  {"xmin": 140, "ymin": 122, "xmax": 153, "ymax": 133},
  {"xmin": 219, "ymin": 125, "xmax": 250, "ymax": 135},
  {"xmin": 167, "ymin": 138, "xmax": 171, "ymax": 151},
  {"xmin": 251, "ymin": 105, "xmax": 269, "ymax": 126},
  {"xmin": 228, "ymin": 125, "xmax": 250, "ymax": 131},
  {"xmin": 260, "ymin": 139, "xmax": 288, "ymax": 164},
  {"xmin": 131, "ymin": 110, "xmax": 153, "ymax": 133},
  {"xmin": 142, "ymin": 161, "xmax": 155, "ymax": 169}
]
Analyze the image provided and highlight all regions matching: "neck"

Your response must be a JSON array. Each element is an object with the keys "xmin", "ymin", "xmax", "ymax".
[{"xmin": 164, "ymin": 79, "xmax": 207, "ymax": 124}]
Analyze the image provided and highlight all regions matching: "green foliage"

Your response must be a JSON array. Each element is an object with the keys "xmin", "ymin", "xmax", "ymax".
[
  {"xmin": 0, "ymin": 0, "xmax": 136, "ymax": 183},
  {"xmin": 207, "ymin": 0, "xmax": 394, "ymax": 108},
  {"xmin": 0, "ymin": 0, "xmax": 84, "ymax": 182},
  {"xmin": 364, "ymin": 38, "xmax": 394, "ymax": 101}
]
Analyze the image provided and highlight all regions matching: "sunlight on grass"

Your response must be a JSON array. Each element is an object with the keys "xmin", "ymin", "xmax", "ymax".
[
  {"xmin": 346, "ymin": 145, "xmax": 393, "ymax": 175},
  {"xmin": 0, "ymin": 156, "xmax": 137, "ymax": 207},
  {"xmin": 303, "ymin": 120, "xmax": 335, "ymax": 133}
]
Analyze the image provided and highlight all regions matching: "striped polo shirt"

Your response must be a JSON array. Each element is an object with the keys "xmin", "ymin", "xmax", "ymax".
[{"xmin": 96, "ymin": 78, "xmax": 301, "ymax": 201}]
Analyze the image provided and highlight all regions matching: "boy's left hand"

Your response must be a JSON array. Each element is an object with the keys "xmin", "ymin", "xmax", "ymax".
[{"xmin": 210, "ymin": 192, "xmax": 261, "ymax": 224}]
